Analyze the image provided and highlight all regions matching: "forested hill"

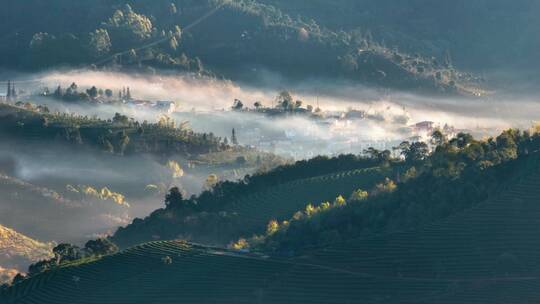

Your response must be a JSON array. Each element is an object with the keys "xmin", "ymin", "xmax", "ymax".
[
  {"xmin": 0, "ymin": 0, "xmax": 485, "ymax": 94},
  {"xmin": 4, "ymin": 141, "xmax": 540, "ymax": 303},
  {"xmin": 258, "ymin": 0, "xmax": 540, "ymax": 71},
  {"xmin": 111, "ymin": 127, "xmax": 540, "ymax": 251},
  {"xmin": 0, "ymin": 103, "xmax": 224, "ymax": 157}
]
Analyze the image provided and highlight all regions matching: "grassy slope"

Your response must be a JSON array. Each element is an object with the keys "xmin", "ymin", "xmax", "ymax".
[
  {"xmin": 4, "ymin": 159, "xmax": 540, "ymax": 303},
  {"xmin": 224, "ymin": 167, "xmax": 385, "ymax": 232},
  {"xmin": 0, "ymin": 225, "xmax": 53, "ymax": 266},
  {"xmin": 0, "ymin": 225, "xmax": 53, "ymax": 284},
  {"xmin": 113, "ymin": 167, "xmax": 387, "ymax": 248}
]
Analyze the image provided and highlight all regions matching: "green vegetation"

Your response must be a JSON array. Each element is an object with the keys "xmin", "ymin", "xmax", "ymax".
[
  {"xmin": 112, "ymin": 126, "xmax": 540, "ymax": 253},
  {"xmin": 1, "ymin": 1, "xmax": 539, "ymax": 302},
  {"xmin": 0, "ymin": 103, "xmax": 224, "ymax": 157},
  {"xmin": 21, "ymin": 239, "xmax": 118, "ymax": 281},
  {"xmin": 44, "ymin": 82, "xmax": 126, "ymax": 103},
  {"xmin": 112, "ymin": 165, "xmax": 385, "ymax": 247},
  {"xmin": 259, "ymin": 0, "xmax": 540, "ymax": 71},
  {"xmin": 232, "ymin": 91, "xmax": 321, "ymax": 117},
  {"xmin": 242, "ymin": 129, "xmax": 540, "ymax": 253},
  {"xmin": 184, "ymin": 0, "xmax": 479, "ymax": 93},
  {"xmin": 0, "ymin": 0, "xmax": 488, "ymax": 93},
  {"xmin": 3, "ymin": 127, "xmax": 540, "ymax": 302},
  {"xmin": 7, "ymin": 187, "xmax": 540, "ymax": 304},
  {"xmin": 2, "ymin": 2, "xmax": 205, "ymax": 74},
  {"xmin": 297, "ymin": 164, "xmax": 540, "ymax": 279},
  {"xmin": 112, "ymin": 157, "xmax": 387, "ymax": 248}
]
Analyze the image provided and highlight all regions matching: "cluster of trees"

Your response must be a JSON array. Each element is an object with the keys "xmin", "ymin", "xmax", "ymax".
[
  {"xmin": 47, "ymin": 82, "xmax": 120, "ymax": 103},
  {"xmin": 232, "ymin": 91, "xmax": 319, "ymax": 116},
  {"xmin": 65, "ymin": 184, "xmax": 129, "ymax": 207},
  {"xmin": 241, "ymin": 127, "xmax": 540, "ymax": 254},
  {"xmin": 42, "ymin": 81, "xmax": 143, "ymax": 105},
  {"xmin": 9, "ymin": 239, "xmax": 119, "ymax": 286},
  {"xmin": 0, "ymin": 103, "xmax": 225, "ymax": 157}
]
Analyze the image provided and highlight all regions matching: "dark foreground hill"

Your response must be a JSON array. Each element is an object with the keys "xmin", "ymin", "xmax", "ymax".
[{"xmin": 3, "ymin": 154, "xmax": 540, "ymax": 303}]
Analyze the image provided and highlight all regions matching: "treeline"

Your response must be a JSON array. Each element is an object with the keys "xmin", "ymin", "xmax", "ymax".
[
  {"xmin": 7, "ymin": 239, "xmax": 118, "ymax": 288},
  {"xmin": 0, "ymin": 103, "xmax": 225, "ymax": 157},
  {"xmin": 44, "ymin": 82, "xmax": 120, "ymax": 103},
  {"xmin": 237, "ymin": 128, "xmax": 540, "ymax": 254}
]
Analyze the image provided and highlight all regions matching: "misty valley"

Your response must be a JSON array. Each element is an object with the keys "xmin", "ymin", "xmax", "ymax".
[{"xmin": 1, "ymin": 1, "xmax": 540, "ymax": 303}]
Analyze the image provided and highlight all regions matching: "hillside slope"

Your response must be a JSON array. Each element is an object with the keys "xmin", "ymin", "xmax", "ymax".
[
  {"xmin": 112, "ymin": 167, "xmax": 387, "ymax": 248},
  {"xmin": 299, "ymin": 164, "xmax": 540, "ymax": 279},
  {"xmin": 0, "ymin": 225, "xmax": 53, "ymax": 267},
  {"xmin": 0, "ymin": 225, "xmax": 52, "ymax": 284},
  {"xmin": 4, "ymin": 160, "xmax": 540, "ymax": 303},
  {"xmin": 0, "ymin": 0, "xmax": 480, "ymax": 94},
  {"xmin": 259, "ymin": 0, "xmax": 540, "ymax": 71}
]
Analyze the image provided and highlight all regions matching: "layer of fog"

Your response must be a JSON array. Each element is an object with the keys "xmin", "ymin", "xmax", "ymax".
[
  {"xmin": 0, "ymin": 140, "xmax": 238, "ymax": 243},
  {"xmin": 2, "ymin": 68, "xmax": 539, "ymax": 243},
  {"xmin": 27, "ymin": 69, "xmax": 539, "ymax": 151},
  {"xmin": 37, "ymin": 70, "xmax": 538, "ymax": 129}
]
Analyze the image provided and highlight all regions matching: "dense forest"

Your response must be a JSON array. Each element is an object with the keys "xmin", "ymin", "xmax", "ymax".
[
  {"xmin": 0, "ymin": 0, "xmax": 491, "ymax": 94},
  {"xmin": 259, "ymin": 0, "xmax": 540, "ymax": 71}
]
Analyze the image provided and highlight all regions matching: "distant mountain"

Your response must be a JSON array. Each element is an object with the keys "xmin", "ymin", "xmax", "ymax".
[
  {"xmin": 259, "ymin": 0, "xmax": 540, "ymax": 71},
  {"xmin": 0, "ymin": 0, "xmax": 485, "ymax": 94}
]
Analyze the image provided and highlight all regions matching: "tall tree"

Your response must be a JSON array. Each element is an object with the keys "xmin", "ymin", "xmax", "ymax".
[
  {"xmin": 87, "ymin": 86, "xmax": 98, "ymax": 99},
  {"xmin": 165, "ymin": 187, "xmax": 184, "ymax": 209},
  {"xmin": 231, "ymin": 128, "xmax": 238, "ymax": 145}
]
